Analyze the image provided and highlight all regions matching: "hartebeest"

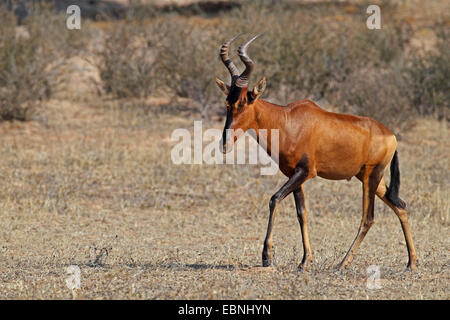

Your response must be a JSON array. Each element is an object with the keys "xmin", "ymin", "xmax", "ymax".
[{"xmin": 215, "ymin": 34, "xmax": 418, "ymax": 271}]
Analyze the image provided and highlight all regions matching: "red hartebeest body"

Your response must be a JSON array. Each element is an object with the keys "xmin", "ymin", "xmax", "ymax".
[{"xmin": 215, "ymin": 34, "xmax": 417, "ymax": 271}]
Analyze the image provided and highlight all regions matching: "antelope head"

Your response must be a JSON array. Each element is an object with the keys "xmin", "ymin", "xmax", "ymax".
[{"xmin": 215, "ymin": 34, "xmax": 266, "ymax": 153}]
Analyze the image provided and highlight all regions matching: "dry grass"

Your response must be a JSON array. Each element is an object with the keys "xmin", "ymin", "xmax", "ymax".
[
  {"xmin": 0, "ymin": 0, "xmax": 448, "ymax": 300},
  {"xmin": 0, "ymin": 99, "xmax": 448, "ymax": 299}
]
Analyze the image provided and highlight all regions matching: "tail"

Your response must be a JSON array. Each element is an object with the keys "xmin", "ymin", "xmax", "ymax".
[{"xmin": 386, "ymin": 150, "xmax": 406, "ymax": 209}]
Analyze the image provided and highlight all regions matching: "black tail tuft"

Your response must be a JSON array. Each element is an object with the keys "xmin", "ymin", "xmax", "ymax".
[{"xmin": 386, "ymin": 150, "xmax": 406, "ymax": 209}]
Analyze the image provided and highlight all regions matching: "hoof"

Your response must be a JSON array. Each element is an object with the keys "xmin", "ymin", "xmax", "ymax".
[
  {"xmin": 406, "ymin": 265, "xmax": 416, "ymax": 272},
  {"xmin": 262, "ymin": 259, "xmax": 272, "ymax": 267},
  {"xmin": 406, "ymin": 258, "xmax": 418, "ymax": 271},
  {"xmin": 335, "ymin": 263, "xmax": 347, "ymax": 271},
  {"xmin": 297, "ymin": 264, "xmax": 309, "ymax": 272}
]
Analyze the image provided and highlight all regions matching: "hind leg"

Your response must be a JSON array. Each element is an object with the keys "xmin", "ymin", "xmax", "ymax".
[
  {"xmin": 376, "ymin": 179, "xmax": 418, "ymax": 270},
  {"xmin": 338, "ymin": 165, "xmax": 383, "ymax": 269}
]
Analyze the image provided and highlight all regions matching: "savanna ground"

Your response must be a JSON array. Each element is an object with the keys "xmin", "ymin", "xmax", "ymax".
[{"xmin": 0, "ymin": 0, "xmax": 448, "ymax": 299}]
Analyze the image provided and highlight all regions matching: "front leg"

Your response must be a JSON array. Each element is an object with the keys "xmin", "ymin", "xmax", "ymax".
[{"xmin": 262, "ymin": 158, "xmax": 309, "ymax": 267}]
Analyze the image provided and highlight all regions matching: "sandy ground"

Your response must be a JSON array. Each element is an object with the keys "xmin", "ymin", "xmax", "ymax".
[{"xmin": 0, "ymin": 98, "xmax": 447, "ymax": 299}]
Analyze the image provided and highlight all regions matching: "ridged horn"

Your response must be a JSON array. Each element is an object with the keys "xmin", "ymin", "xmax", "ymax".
[
  {"xmin": 219, "ymin": 33, "xmax": 242, "ymax": 79},
  {"xmin": 235, "ymin": 33, "xmax": 262, "ymax": 88}
]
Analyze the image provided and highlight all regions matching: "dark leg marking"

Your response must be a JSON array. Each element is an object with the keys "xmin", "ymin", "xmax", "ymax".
[{"xmin": 262, "ymin": 154, "xmax": 309, "ymax": 267}]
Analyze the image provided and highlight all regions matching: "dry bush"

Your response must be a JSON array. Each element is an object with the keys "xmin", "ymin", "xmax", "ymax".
[
  {"xmin": 155, "ymin": 19, "xmax": 223, "ymax": 119},
  {"xmin": 220, "ymin": 3, "xmax": 407, "ymax": 106},
  {"xmin": 0, "ymin": 8, "xmax": 51, "ymax": 121},
  {"xmin": 98, "ymin": 21, "xmax": 163, "ymax": 99},
  {"xmin": 96, "ymin": 1, "xmax": 446, "ymax": 126},
  {"xmin": 0, "ymin": 3, "xmax": 86, "ymax": 122},
  {"xmin": 336, "ymin": 67, "xmax": 415, "ymax": 135},
  {"xmin": 403, "ymin": 28, "xmax": 449, "ymax": 120},
  {"xmin": 98, "ymin": 16, "xmax": 225, "ymax": 118}
]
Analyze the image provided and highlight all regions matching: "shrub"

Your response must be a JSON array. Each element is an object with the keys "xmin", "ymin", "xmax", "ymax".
[
  {"xmin": 220, "ymin": 2, "xmax": 406, "ymax": 106},
  {"xmin": 155, "ymin": 19, "xmax": 223, "ymax": 119},
  {"xmin": 90, "ymin": 0, "xmax": 448, "ymax": 126},
  {"xmin": 403, "ymin": 28, "xmax": 449, "ymax": 119},
  {"xmin": 99, "ymin": 21, "xmax": 161, "ymax": 99},
  {"xmin": 0, "ymin": 9, "xmax": 50, "ymax": 121},
  {"xmin": 335, "ymin": 67, "xmax": 415, "ymax": 135},
  {"xmin": 0, "ymin": 3, "xmax": 83, "ymax": 122}
]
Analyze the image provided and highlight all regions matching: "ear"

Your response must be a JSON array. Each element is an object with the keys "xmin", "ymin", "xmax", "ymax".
[
  {"xmin": 214, "ymin": 77, "xmax": 230, "ymax": 96},
  {"xmin": 251, "ymin": 77, "xmax": 266, "ymax": 101}
]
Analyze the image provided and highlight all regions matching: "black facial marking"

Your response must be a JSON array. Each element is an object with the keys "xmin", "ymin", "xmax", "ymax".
[
  {"xmin": 226, "ymin": 85, "xmax": 242, "ymax": 106},
  {"xmin": 222, "ymin": 108, "xmax": 233, "ymax": 144}
]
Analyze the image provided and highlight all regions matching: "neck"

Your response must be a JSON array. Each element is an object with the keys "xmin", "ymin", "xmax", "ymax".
[
  {"xmin": 253, "ymin": 99, "xmax": 287, "ymax": 129},
  {"xmin": 250, "ymin": 99, "xmax": 287, "ymax": 161}
]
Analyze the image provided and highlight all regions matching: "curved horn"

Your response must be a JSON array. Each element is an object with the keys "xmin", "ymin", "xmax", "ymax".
[
  {"xmin": 235, "ymin": 33, "xmax": 262, "ymax": 88},
  {"xmin": 219, "ymin": 33, "xmax": 242, "ymax": 79}
]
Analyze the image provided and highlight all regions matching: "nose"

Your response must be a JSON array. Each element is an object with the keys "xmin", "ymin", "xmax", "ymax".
[
  {"xmin": 219, "ymin": 141, "xmax": 227, "ymax": 154},
  {"xmin": 219, "ymin": 139, "xmax": 232, "ymax": 154}
]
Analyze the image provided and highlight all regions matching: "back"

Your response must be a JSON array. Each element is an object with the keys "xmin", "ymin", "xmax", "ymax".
[{"xmin": 288, "ymin": 100, "xmax": 391, "ymax": 179}]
